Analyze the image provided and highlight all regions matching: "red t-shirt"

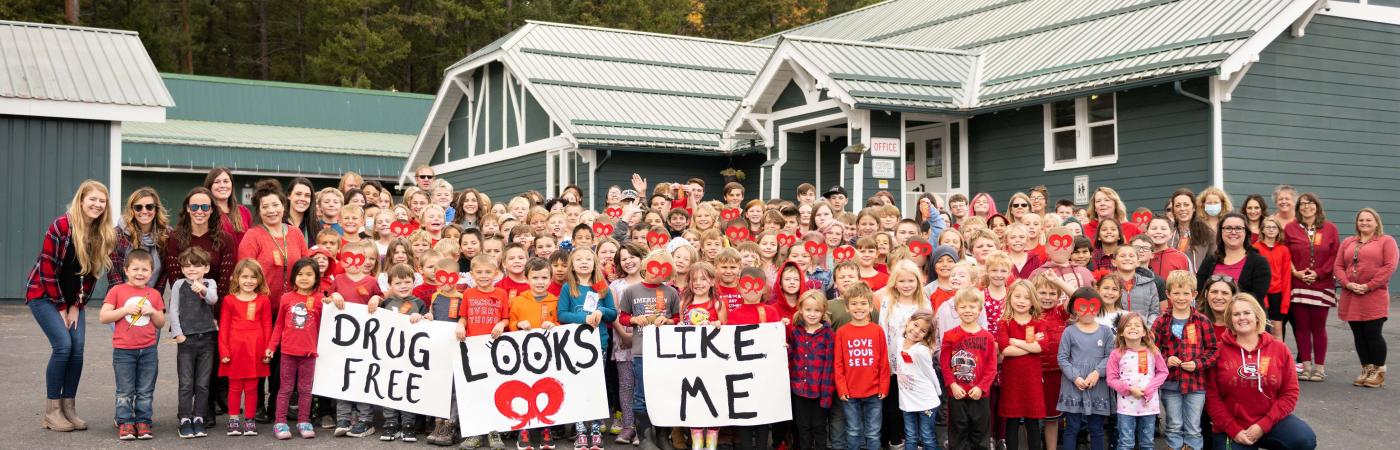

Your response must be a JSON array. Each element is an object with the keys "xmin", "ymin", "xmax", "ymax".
[
  {"xmin": 834, "ymin": 321, "xmax": 890, "ymax": 399},
  {"xmin": 727, "ymin": 302, "xmax": 781, "ymax": 325},
  {"xmin": 929, "ymin": 287, "xmax": 957, "ymax": 313},
  {"xmin": 547, "ymin": 282, "xmax": 563, "ymax": 297},
  {"xmin": 332, "ymin": 274, "xmax": 382, "ymax": 305},
  {"xmin": 460, "ymin": 287, "xmax": 510, "ymax": 337},
  {"xmin": 104, "ymin": 284, "xmax": 165, "ymax": 349},
  {"xmin": 496, "ymin": 276, "xmax": 531, "ymax": 300},
  {"xmin": 269, "ymin": 291, "xmax": 323, "ymax": 357},
  {"xmin": 861, "ymin": 270, "xmax": 889, "ymax": 291},
  {"xmin": 940, "ymin": 326, "xmax": 998, "ymax": 392},
  {"xmin": 716, "ymin": 285, "xmax": 743, "ymax": 314},
  {"xmin": 680, "ymin": 298, "xmax": 724, "ymax": 325}
]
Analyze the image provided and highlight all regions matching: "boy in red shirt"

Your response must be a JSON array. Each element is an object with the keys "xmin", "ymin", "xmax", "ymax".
[
  {"xmin": 98, "ymin": 249, "xmax": 166, "ymax": 440},
  {"xmin": 727, "ymin": 267, "xmax": 781, "ymax": 325},
  {"xmin": 495, "ymin": 244, "xmax": 532, "ymax": 299},
  {"xmin": 834, "ymin": 282, "xmax": 889, "ymax": 450},
  {"xmin": 410, "ymin": 250, "xmax": 444, "ymax": 302},
  {"xmin": 855, "ymin": 236, "xmax": 889, "ymax": 291},
  {"xmin": 713, "ymin": 248, "xmax": 744, "ymax": 313},
  {"xmin": 451, "ymin": 255, "xmax": 510, "ymax": 448},
  {"xmin": 940, "ymin": 288, "xmax": 998, "ymax": 450},
  {"xmin": 327, "ymin": 242, "xmax": 382, "ymax": 438}
]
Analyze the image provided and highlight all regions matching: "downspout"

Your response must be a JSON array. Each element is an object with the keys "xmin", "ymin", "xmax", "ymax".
[
  {"xmin": 1173, "ymin": 81, "xmax": 1209, "ymax": 104},
  {"xmin": 1174, "ymin": 80, "xmax": 1222, "ymax": 187}
]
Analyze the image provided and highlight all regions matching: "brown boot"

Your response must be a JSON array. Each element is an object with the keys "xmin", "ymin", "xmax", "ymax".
[
  {"xmin": 59, "ymin": 398, "xmax": 87, "ymax": 430},
  {"xmin": 42, "ymin": 399, "xmax": 74, "ymax": 432},
  {"xmin": 1355, "ymin": 365, "xmax": 1375, "ymax": 386},
  {"xmin": 1364, "ymin": 366, "xmax": 1386, "ymax": 388},
  {"xmin": 670, "ymin": 427, "xmax": 688, "ymax": 449}
]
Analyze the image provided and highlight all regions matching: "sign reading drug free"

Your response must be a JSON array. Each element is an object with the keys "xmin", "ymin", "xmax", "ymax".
[
  {"xmin": 312, "ymin": 303, "xmax": 458, "ymax": 417},
  {"xmin": 453, "ymin": 324, "xmax": 608, "ymax": 437},
  {"xmin": 642, "ymin": 324, "xmax": 792, "ymax": 427}
]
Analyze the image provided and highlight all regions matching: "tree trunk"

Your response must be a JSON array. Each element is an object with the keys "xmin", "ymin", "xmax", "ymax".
[
  {"xmin": 180, "ymin": 0, "xmax": 193, "ymax": 73},
  {"xmin": 64, "ymin": 0, "xmax": 79, "ymax": 25},
  {"xmin": 258, "ymin": 0, "xmax": 270, "ymax": 80}
]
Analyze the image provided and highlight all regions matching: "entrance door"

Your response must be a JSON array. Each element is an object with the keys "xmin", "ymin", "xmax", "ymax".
[{"xmin": 904, "ymin": 124, "xmax": 950, "ymax": 211}]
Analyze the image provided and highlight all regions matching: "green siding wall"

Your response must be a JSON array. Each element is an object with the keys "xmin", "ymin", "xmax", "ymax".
[
  {"xmin": 446, "ymin": 92, "xmax": 472, "ymax": 164},
  {"xmin": 439, "ymin": 152, "xmax": 548, "ymax": 205},
  {"xmin": 525, "ymin": 90, "xmax": 552, "ymax": 142},
  {"xmin": 773, "ymin": 80, "xmax": 808, "ymax": 111},
  {"xmin": 782, "ymin": 131, "xmax": 818, "ymax": 199},
  {"xmin": 1, "ymin": 115, "xmax": 111, "ymax": 299},
  {"xmin": 1223, "ymin": 15, "xmax": 1400, "ymax": 240},
  {"xmin": 488, "ymin": 63, "xmax": 505, "ymax": 153},
  {"xmin": 161, "ymin": 74, "xmax": 431, "ymax": 135},
  {"xmin": 592, "ymin": 151, "xmax": 765, "ymax": 207},
  {"xmin": 969, "ymin": 82, "xmax": 1211, "ymax": 211},
  {"xmin": 866, "ymin": 111, "xmax": 903, "ymax": 209},
  {"xmin": 820, "ymin": 134, "xmax": 846, "ymax": 191}
]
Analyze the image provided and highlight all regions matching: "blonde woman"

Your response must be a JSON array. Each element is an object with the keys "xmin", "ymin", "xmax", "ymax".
[
  {"xmin": 1196, "ymin": 186, "xmax": 1234, "ymax": 232},
  {"xmin": 1085, "ymin": 186, "xmax": 1139, "ymax": 244},
  {"xmin": 112, "ymin": 187, "xmax": 172, "ymax": 288}
]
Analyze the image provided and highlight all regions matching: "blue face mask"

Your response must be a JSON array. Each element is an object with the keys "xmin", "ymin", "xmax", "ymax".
[{"xmin": 1204, "ymin": 204, "xmax": 1222, "ymax": 217}]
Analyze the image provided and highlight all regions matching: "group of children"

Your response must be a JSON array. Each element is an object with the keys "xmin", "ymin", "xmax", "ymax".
[{"xmin": 97, "ymin": 176, "xmax": 1256, "ymax": 450}]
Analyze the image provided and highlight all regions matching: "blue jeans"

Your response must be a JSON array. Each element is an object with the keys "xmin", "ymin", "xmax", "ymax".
[
  {"xmin": 113, "ymin": 345, "xmax": 159, "ymax": 424},
  {"xmin": 1115, "ymin": 414, "xmax": 1155, "ymax": 450},
  {"xmin": 843, "ymin": 396, "xmax": 880, "ymax": 450},
  {"xmin": 1062, "ymin": 413, "xmax": 1106, "ymax": 450},
  {"xmin": 631, "ymin": 357, "xmax": 646, "ymax": 413},
  {"xmin": 1162, "ymin": 389, "xmax": 1205, "ymax": 450},
  {"xmin": 1211, "ymin": 415, "xmax": 1316, "ymax": 450},
  {"xmin": 30, "ymin": 301, "xmax": 85, "ymax": 399},
  {"xmin": 902, "ymin": 408, "xmax": 940, "ymax": 450},
  {"xmin": 828, "ymin": 397, "xmax": 847, "ymax": 449}
]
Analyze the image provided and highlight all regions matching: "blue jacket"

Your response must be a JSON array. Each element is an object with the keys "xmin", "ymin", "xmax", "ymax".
[{"xmin": 558, "ymin": 282, "xmax": 619, "ymax": 351}]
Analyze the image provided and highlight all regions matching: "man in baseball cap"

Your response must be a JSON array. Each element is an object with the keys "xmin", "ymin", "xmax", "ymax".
[{"xmin": 822, "ymin": 185, "xmax": 849, "ymax": 212}]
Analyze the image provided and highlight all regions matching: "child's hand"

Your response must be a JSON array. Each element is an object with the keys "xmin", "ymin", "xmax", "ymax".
[
  {"xmin": 369, "ymin": 295, "xmax": 382, "ymax": 305},
  {"xmin": 950, "ymin": 385, "xmax": 967, "ymax": 400},
  {"xmin": 517, "ymin": 320, "xmax": 532, "ymax": 330},
  {"xmin": 424, "ymin": 313, "xmax": 433, "ymax": 321},
  {"xmin": 221, "ymin": 357, "xmax": 231, "ymax": 364},
  {"xmin": 586, "ymin": 311, "xmax": 602, "ymax": 327},
  {"xmin": 367, "ymin": 299, "xmax": 380, "ymax": 314},
  {"xmin": 1129, "ymin": 387, "xmax": 1145, "ymax": 399},
  {"xmin": 968, "ymin": 387, "xmax": 983, "ymax": 400},
  {"xmin": 331, "ymin": 294, "xmax": 346, "ymax": 310},
  {"xmin": 491, "ymin": 322, "xmax": 506, "ymax": 339},
  {"xmin": 264, "ymin": 349, "xmax": 274, "ymax": 359},
  {"xmin": 1167, "ymin": 356, "xmax": 1182, "ymax": 367},
  {"xmin": 541, "ymin": 321, "xmax": 556, "ymax": 330},
  {"xmin": 408, "ymin": 313, "xmax": 422, "ymax": 324},
  {"xmin": 1035, "ymin": 332, "xmax": 1046, "ymax": 342},
  {"xmin": 651, "ymin": 315, "xmax": 668, "ymax": 327},
  {"xmin": 140, "ymin": 303, "xmax": 157, "ymax": 316},
  {"xmin": 840, "ymin": 394, "xmax": 850, "ymax": 401},
  {"xmin": 456, "ymin": 323, "xmax": 467, "ymax": 341},
  {"xmin": 173, "ymin": 335, "xmax": 186, "ymax": 344},
  {"xmin": 1085, "ymin": 371, "xmax": 1100, "ymax": 388},
  {"xmin": 1180, "ymin": 361, "xmax": 1197, "ymax": 372},
  {"xmin": 781, "ymin": 318, "xmax": 791, "ymax": 326},
  {"xmin": 189, "ymin": 281, "xmax": 206, "ymax": 295},
  {"xmin": 1074, "ymin": 377, "xmax": 1088, "ymax": 390},
  {"xmin": 878, "ymin": 392, "xmax": 886, "ymax": 399}
]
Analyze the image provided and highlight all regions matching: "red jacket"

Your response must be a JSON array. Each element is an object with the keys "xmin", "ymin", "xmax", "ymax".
[
  {"xmin": 834, "ymin": 322, "xmax": 890, "ymax": 399},
  {"xmin": 1253, "ymin": 240, "xmax": 1293, "ymax": 314},
  {"xmin": 1206, "ymin": 332, "xmax": 1299, "ymax": 437},
  {"xmin": 940, "ymin": 326, "xmax": 998, "ymax": 393},
  {"xmin": 268, "ymin": 291, "xmax": 323, "ymax": 357},
  {"xmin": 1149, "ymin": 248, "xmax": 1192, "ymax": 279}
]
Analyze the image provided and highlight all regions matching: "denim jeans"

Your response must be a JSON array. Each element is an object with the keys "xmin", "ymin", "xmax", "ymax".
[
  {"xmin": 1062, "ymin": 413, "xmax": 1106, "ymax": 450},
  {"xmin": 631, "ymin": 357, "xmax": 647, "ymax": 412},
  {"xmin": 1211, "ymin": 415, "xmax": 1317, "ymax": 450},
  {"xmin": 176, "ymin": 332, "xmax": 215, "ymax": 420},
  {"xmin": 30, "ymin": 301, "xmax": 85, "ymax": 399},
  {"xmin": 843, "ymin": 396, "xmax": 881, "ymax": 450},
  {"xmin": 902, "ymin": 408, "xmax": 940, "ymax": 450},
  {"xmin": 1162, "ymin": 389, "xmax": 1205, "ymax": 450},
  {"xmin": 1115, "ymin": 414, "xmax": 1155, "ymax": 450},
  {"xmin": 113, "ymin": 345, "xmax": 158, "ymax": 424}
]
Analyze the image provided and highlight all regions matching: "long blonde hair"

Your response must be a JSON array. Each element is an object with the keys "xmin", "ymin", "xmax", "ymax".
[
  {"xmin": 68, "ymin": 180, "xmax": 116, "ymax": 276},
  {"xmin": 121, "ymin": 187, "xmax": 170, "ymax": 250}
]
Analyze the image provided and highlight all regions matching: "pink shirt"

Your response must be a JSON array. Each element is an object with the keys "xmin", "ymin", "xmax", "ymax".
[{"xmin": 1335, "ymin": 235, "xmax": 1398, "ymax": 322}]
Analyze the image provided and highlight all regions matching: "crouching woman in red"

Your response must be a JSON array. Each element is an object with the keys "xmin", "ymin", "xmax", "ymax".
[{"xmin": 1205, "ymin": 294, "xmax": 1316, "ymax": 450}]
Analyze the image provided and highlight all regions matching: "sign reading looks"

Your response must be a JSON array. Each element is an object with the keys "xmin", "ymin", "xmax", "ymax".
[
  {"xmin": 312, "ymin": 303, "xmax": 457, "ymax": 417},
  {"xmin": 642, "ymin": 324, "xmax": 792, "ymax": 427},
  {"xmin": 453, "ymin": 324, "xmax": 608, "ymax": 437}
]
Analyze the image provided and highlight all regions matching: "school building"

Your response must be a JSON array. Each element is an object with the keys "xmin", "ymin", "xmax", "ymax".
[{"xmin": 402, "ymin": 0, "xmax": 1399, "ymax": 242}]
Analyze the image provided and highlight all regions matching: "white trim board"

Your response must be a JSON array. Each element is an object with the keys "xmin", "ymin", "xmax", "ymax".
[
  {"xmin": 431, "ymin": 136, "xmax": 574, "ymax": 174},
  {"xmin": 110, "ymin": 122, "xmax": 123, "ymax": 223},
  {"xmin": 1321, "ymin": 2, "xmax": 1400, "ymax": 26},
  {"xmin": 0, "ymin": 97, "xmax": 166, "ymax": 123}
]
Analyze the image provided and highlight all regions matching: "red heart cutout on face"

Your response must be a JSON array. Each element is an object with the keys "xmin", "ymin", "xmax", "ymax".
[
  {"xmin": 739, "ymin": 275, "xmax": 764, "ymax": 293},
  {"xmin": 721, "ymin": 208, "xmax": 741, "ymax": 221},
  {"xmin": 339, "ymin": 252, "xmax": 365, "ymax": 267},
  {"xmin": 645, "ymin": 260, "xmax": 673, "ymax": 280},
  {"xmin": 605, "ymin": 207, "xmax": 623, "ymax": 219},
  {"xmin": 776, "ymin": 233, "xmax": 796, "ymax": 247},
  {"xmin": 646, "ymin": 230, "xmax": 670, "ymax": 247},
  {"xmin": 493, "ymin": 377, "xmax": 566, "ymax": 430},
  {"xmin": 833, "ymin": 245, "xmax": 856, "ymax": 262},
  {"xmin": 805, "ymin": 241, "xmax": 828, "ymax": 258},
  {"xmin": 593, "ymin": 223, "xmax": 614, "ymax": 236},
  {"xmin": 1071, "ymin": 295, "xmax": 1102, "ymax": 317},
  {"xmin": 1048, "ymin": 233, "xmax": 1073, "ymax": 251},
  {"xmin": 908, "ymin": 240, "xmax": 933, "ymax": 257},
  {"xmin": 434, "ymin": 270, "xmax": 460, "ymax": 286},
  {"xmin": 390, "ymin": 221, "xmax": 412, "ymax": 237},
  {"xmin": 1132, "ymin": 211, "xmax": 1153, "ymax": 227},
  {"xmin": 726, "ymin": 226, "xmax": 751, "ymax": 242}
]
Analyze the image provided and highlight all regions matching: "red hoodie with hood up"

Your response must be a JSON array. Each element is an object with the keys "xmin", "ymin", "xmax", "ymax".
[{"xmin": 1205, "ymin": 331, "xmax": 1299, "ymax": 438}]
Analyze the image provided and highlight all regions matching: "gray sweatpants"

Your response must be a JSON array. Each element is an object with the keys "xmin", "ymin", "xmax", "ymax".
[{"xmin": 336, "ymin": 400, "xmax": 373, "ymax": 423}]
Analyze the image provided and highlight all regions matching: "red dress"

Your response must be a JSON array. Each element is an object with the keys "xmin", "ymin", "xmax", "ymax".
[
  {"xmin": 219, "ymin": 294, "xmax": 272, "ymax": 378},
  {"xmin": 996, "ymin": 317, "xmax": 1047, "ymax": 418},
  {"xmin": 1038, "ymin": 308, "xmax": 1070, "ymax": 416}
]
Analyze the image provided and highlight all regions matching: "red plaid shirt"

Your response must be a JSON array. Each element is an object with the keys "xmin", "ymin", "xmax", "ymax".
[
  {"xmin": 788, "ymin": 322, "xmax": 836, "ymax": 408},
  {"xmin": 1151, "ymin": 310, "xmax": 1219, "ymax": 393},
  {"xmin": 26, "ymin": 216, "xmax": 120, "ymax": 307}
]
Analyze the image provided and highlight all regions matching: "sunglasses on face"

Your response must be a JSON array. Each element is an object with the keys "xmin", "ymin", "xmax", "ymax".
[
  {"xmin": 1011, "ymin": 203, "xmax": 1029, "ymax": 208},
  {"xmin": 188, "ymin": 204, "xmax": 211, "ymax": 212},
  {"xmin": 417, "ymin": 175, "xmax": 434, "ymax": 180},
  {"xmin": 132, "ymin": 203, "xmax": 157, "ymax": 212}
]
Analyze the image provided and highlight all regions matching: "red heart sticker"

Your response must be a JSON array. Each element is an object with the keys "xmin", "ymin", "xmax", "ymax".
[
  {"xmin": 726, "ymin": 226, "xmax": 751, "ymax": 242},
  {"xmin": 339, "ymin": 252, "xmax": 366, "ymax": 267},
  {"xmin": 1071, "ymin": 295, "xmax": 1102, "ymax": 317},
  {"xmin": 805, "ymin": 241, "xmax": 828, "ymax": 258},
  {"xmin": 646, "ymin": 230, "xmax": 670, "ymax": 247},
  {"xmin": 901, "ymin": 351, "xmax": 913, "ymax": 364},
  {"xmin": 593, "ymin": 222, "xmax": 614, "ymax": 237},
  {"xmin": 1132, "ymin": 211, "xmax": 1153, "ymax": 227},
  {"xmin": 739, "ymin": 275, "xmax": 764, "ymax": 293},
  {"xmin": 721, "ymin": 208, "xmax": 741, "ymax": 221},
  {"xmin": 390, "ymin": 221, "xmax": 412, "ymax": 237},
  {"xmin": 776, "ymin": 233, "xmax": 796, "ymax": 247},
  {"xmin": 645, "ymin": 260, "xmax": 673, "ymax": 280},
  {"xmin": 1048, "ymin": 233, "xmax": 1073, "ymax": 251},
  {"xmin": 908, "ymin": 240, "xmax": 933, "ymax": 257},
  {"xmin": 832, "ymin": 245, "xmax": 856, "ymax": 262},
  {"xmin": 494, "ymin": 377, "xmax": 565, "ymax": 430},
  {"xmin": 605, "ymin": 207, "xmax": 623, "ymax": 219},
  {"xmin": 434, "ymin": 270, "xmax": 460, "ymax": 286}
]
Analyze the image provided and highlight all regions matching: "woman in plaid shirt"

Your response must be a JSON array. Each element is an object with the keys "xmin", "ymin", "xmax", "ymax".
[
  {"xmin": 1153, "ymin": 271, "xmax": 1221, "ymax": 450},
  {"xmin": 788, "ymin": 290, "xmax": 835, "ymax": 450}
]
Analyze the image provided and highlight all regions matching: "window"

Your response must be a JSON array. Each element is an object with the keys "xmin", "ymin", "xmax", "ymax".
[{"xmin": 1043, "ymin": 93, "xmax": 1117, "ymax": 171}]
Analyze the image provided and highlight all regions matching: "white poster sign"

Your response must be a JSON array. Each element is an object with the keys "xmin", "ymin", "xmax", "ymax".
[
  {"xmin": 1074, "ymin": 175, "xmax": 1090, "ymax": 205},
  {"xmin": 869, "ymin": 137, "xmax": 901, "ymax": 158},
  {"xmin": 312, "ymin": 303, "xmax": 458, "ymax": 417},
  {"xmin": 642, "ymin": 324, "xmax": 792, "ymax": 427},
  {"xmin": 453, "ymin": 324, "xmax": 609, "ymax": 437},
  {"xmin": 871, "ymin": 159, "xmax": 895, "ymax": 179}
]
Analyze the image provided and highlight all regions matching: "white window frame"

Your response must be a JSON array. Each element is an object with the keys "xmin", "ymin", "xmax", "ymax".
[
  {"xmin": 1042, "ymin": 93, "xmax": 1118, "ymax": 171},
  {"xmin": 1323, "ymin": 0, "xmax": 1400, "ymax": 25}
]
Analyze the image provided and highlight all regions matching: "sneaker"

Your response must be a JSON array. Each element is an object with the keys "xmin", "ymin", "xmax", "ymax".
[
  {"xmin": 461, "ymin": 435, "xmax": 482, "ymax": 448},
  {"xmin": 590, "ymin": 432, "xmax": 604, "ymax": 450},
  {"xmin": 298, "ymin": 422, "xmax": 317, "ymax": 439},
  {"xmin": 381, "ymin": 423, "xmax": 400, "ymax": 441},
  {"xmin": 1296, "ymin": 362, "xmax": 1305, "ymax": 373},
  {"xmin": 274, "ymin": 423, "xmax": 292, "ymax": 440},
  {"xmin": 610, "ymin": 413, "xmax": 623, "ymax": 434},
  {"xmin": 321, "ymin": 415, "xmax": 337, "ymax": 429},
  {"xmin": 348, "ymin": 420, "xmax": 375, "ymax": 438},
  {"xmin": 334, "ymin": 419, "xmax": 352, "ymax": 437},
  {"xmin": 227, "ymin": 418, "xmax": 243, "ymax": 436},
  {"xmin": 254, "ymin": 410, "xmax": 271, "ymax": 424},
  {"xmin": 518, "ymin": 429, "xmax": 534, "ymax": 450},
  {"xmin": 402, "ymin": 429, "xmax": 418, "ymax": 443},
  {"xmin": 574, "ymin": 433, "xmax": 589, "ymax": 450},
  {"xmin": 178, "ymin": 418, "xmax": 195, "ymax": 438},
  {"xmin": 193, "ymin": 417, "xmax": 208, "ymax": 437},
  {"xmin": 135, "ymin": 423, "xmax": 153, "ymax": 440},
  {"xmin": 615, "ymin": 428, "xmax": 636, "ymax": 445},
  {"xmin": 118, "ymin": 423, "xmax": 136, "ymax": 440},
  {"xmin": 243, "ymin": 419, "xmax": 258, "ymax": 436},
  {"xmin": 488, "ymin": 431, "xmax": 508, "ymax": 449},
  {"xmin": 540, "ymin": 428, "xmax": 555, "ymax": 450}
]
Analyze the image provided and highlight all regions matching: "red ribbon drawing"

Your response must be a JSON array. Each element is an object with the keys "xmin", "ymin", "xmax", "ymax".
[{"xmin": 493, "ymin": 378, "xmax": 566, "ymax": 430}]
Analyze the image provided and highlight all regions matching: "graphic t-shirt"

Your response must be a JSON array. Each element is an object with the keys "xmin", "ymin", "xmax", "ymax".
[
  {"xmin": 460, "ymin": 287, "xmax": 510, "ymax": 336},
  {"xmin": 716, "ymin": 285, "xmax": 743, "ymax": 314},
  {"xmin": 103, "ymin": 283, "xmax": 165, "ymax": 349}
]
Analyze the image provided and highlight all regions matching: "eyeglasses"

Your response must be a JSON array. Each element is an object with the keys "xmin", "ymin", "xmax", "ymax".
[
  {"xmin": 1011, "ymin": 203, "xmax": 1029, "ymax": 208},
  {"xmin": 1221, "ymin": 226, "xmax": 1246, "ymax": 233},
  {"xmin": 1132, "ymin": 246, "xmax": 1153, "ymax": 253},
  {"xmin": 417, "ymin": 175, "xmax": 434, "ymax": 180},
  {"xmin": 188, "ymin": 204, "xmax": 211, "ymax": 212},
  {"xmin": 132, "ymin": 203, "xmax": 157, "ymax": 212}
]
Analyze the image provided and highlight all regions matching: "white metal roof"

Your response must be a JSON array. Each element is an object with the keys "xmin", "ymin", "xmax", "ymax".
[{"xmin": 0, "ymin": 20, "xmax": 173, "ymax": 109}]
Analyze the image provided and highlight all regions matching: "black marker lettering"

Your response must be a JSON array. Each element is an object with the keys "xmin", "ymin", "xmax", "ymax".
[
  {"xmin": 386, "ymin": 325, "xmax": 405, "ymax": 360},
  {"xmin": 572, "ymin": 324, "xmax": 599, "ymax": 370},
  {"xmin": 675, "ymin": 326, "xmax": 697, "ymax": 359},
  {"xmin": 406, "ymin": 372, "xmax": 422, "ymax": 403},
  {"xmin": 493, "ymin": 335, "xmax": 520, "ymax": 375},
  {"xmin": 364, "ymin": 362, "xmax": 383, "ymax": 398},
  {"xmin": 679, "ymin": 377, "xmax": 718, "ymax": 421},
  {"xmin": 387, "ymin": 369, "xmax": 404, "ymax": 401},
  {"xmin": 363, "ymin": 318, "xmax": 381, "ymax": 360},
  {"xmin": 409, "ymin": 331, "xmax": 431, "ymax": 370},
  {"xmin": 700, "ymin": 326, "xmax": 729, "ymax": 359},
  {"xmin": 551, "ymin": 328, "xmax": 576, "ymax": 373},
  {"xmin": 460, "ymin": 341, "xmax": 487, "ymax": 382},
  {"xmin": 725, "ymin": 373, "xmax": 756, "ymax": 419},
  {"xmin": 733, "ymin": 325, "xmax": 760, "ymax": 361},
  {"xmin": 523, "ymin": 332, "xmax": 550, "ymax": 375},
  {"xmin": 331, "ymin": 315, "xmax": 359, "ymax": 346},
  {"xmin": 655, "ymin": 326, "xmax": 676, "ymax": 359},
  {"xmin": 341, "ymin": 358, "xmax": 362, "ymax": 391}
]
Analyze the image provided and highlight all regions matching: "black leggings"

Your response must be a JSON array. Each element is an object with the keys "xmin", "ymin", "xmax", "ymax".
[
  {"xmin": 1350, "ymin": 318, "xmax": 1388, "ymax": 366},
  {"xmin": 1004, "ymin": 417, "xmax": 1042, "ymax": 450}
]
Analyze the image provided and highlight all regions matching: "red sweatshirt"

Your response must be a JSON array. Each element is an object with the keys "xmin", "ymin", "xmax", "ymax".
[
  {"xmin": 1253, "ymin": 240, "xmax": 1293, "ymax": 313},
  {"xmin": 716, "ymin": 284, "xmax": 743, "ymax": 314},
  {"xmin": 268, "ymin": 291, "xmax": 323, "ymax": 357},
  {"xmin": 1205, "ymin": 332, "xmax": 1299, "ymax": 437},
  {"xmin": 940, "ymin": 326, "xmax": 998, "ymax": 393},
  {"xmin": 834, "ymin": 321, "xmax": 890, "ymax": 399},
  {"xmin": 728, "ymin": 302, "xmax": 781, "ymax": 325}
]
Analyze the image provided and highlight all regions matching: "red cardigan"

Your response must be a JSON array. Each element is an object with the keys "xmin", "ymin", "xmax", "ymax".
[{"xmin": 1252, "ymin": 240, "xmax": 1293, "ymax": 314}]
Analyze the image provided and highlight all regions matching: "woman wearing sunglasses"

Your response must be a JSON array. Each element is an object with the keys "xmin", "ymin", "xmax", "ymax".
[{"xmin": 110, "ymin": 187, "xmax": 171, "ymax": 289}]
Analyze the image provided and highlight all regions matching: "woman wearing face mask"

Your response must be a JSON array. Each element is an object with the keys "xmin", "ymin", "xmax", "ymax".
[
  {"xmin": 1205, "ymin": 295, "xmax": 1316, "ymax": 450},
  {"xmin": 1281, "ymin": 192, "xmax": 1338, "ymax": 386},
  {"xmin": 1196, "ymin": 187, "xmax": 1233, "ymax": 232},
  {"xmin": 1165, "ymin": 188, "xmax": 1214, "ymax": 271},
  {"xmin": 1195, "ymin": 213, "xmax": 1271, "ymax": 302}
]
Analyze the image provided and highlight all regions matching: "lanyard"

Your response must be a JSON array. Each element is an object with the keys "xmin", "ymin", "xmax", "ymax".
[{"xmin": 262, "ymin": 224, "xmax": 290, "ymax": 288}]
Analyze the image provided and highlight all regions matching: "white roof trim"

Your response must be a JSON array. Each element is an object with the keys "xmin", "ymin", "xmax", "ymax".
[
  {"xmin": 0, "ymin": 97, "xmax": 165, "ymax": 123},
  {"xmin": 1320, "ymin": 1, "xmax": 1400, "ymax": 26},
  {"xmin": 723, "ymin": 44, "xmax": 858, "ymax": 139},
  {"xmin": 1219, "ymin": 0, "xmax": 1323, "ymax": 81},
  {"xmin": 431, "ymin": 136, "xmax": 574, "ymax": 174}
]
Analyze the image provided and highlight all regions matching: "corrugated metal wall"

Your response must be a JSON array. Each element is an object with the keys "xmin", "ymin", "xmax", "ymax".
[{"xmin": 0, "ymin": 115, "xmax": 111, "ymax": 299}]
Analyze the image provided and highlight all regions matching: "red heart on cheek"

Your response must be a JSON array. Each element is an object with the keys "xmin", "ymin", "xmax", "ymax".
[
  {"xmin": 721, "ymin": 208, "xmax": 741, "ymax": 221},
  {"xmin": 726, "ymin": 226, "xmax": 751, "ymax": 242},
  {"xmin": 646, "ymin": 230, "xmax": 670, "ymax": 247},
  {"xmin": 435, "ymin": 270, "xmax": 460, "ymax": 286},
  {"xmin": 605, "ymin": 207, "xmax": 623, "ymax": 219},
  {"xmin": 1132, "ymin": 211, "xmax": 1153, "ymax": 227},
  {"xmin": 1071, "ymin": 296, "xmax": 1102, "ymax": 317},
  {"xmin": 832, "ymin": 245, "xmax": 856, "ymax": 262},
  {"xmin": 493, "ymin": 377, "xmax": 565, "ymax": 430},
  {"xmin": 739, "ymin": 275, "xmax": 764, "ymax": 293},
  {"xmin": 1048, "ymin": 233, "xmax": 1073, "ymax": 251},
  {"xmin": 908, "ymin": 240, "xmax": 933, "ymax": 257},
  {"xmin": 390, "ymin": 221, "xmax": 412, "ymax": 237},
  {"xmin": 593, "ymin": 223, "xmax": 614, "ymax": 236},
  {"xmin": 645, "ymin": 261, "xmax": 673, "ymax": 280},
  {"xmin": 776, "ymin": 234, "xmax": 796, "ymax": 247},
  {"xmin": 805, "ymin": 241, "xmax": 828, "ymax": 258}
]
